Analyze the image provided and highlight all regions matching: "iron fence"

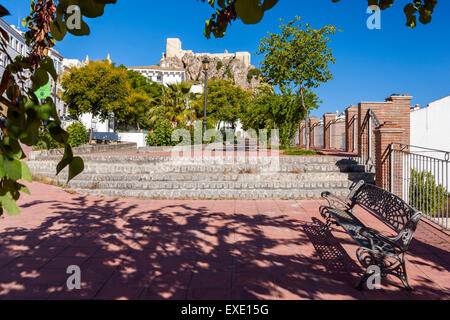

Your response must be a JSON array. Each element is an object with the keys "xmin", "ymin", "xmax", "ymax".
[
  {"xmin": 359, "ymin": 109, "xmax": 381, "ymax": 171},
  {"xmin": 391, "ymin": 143, "xmax": 449, "ymax": 230}
]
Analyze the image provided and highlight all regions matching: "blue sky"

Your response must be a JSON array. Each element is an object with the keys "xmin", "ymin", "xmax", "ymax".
[{"xmin": 3, "ymin": 0, "xmax": 450, "ymax": 117}]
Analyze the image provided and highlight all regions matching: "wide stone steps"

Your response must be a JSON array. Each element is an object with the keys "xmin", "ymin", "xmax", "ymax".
[
  {"xmin": 71, "ymin": 186, "xmax": 354, "ymax": 200},
  {"xmin": 27, "ymin": 154, "xmax": 372, "ymax": 200},
  {"xmin": 28, "ymin": 154, "xmax": 357, "ymax": 164},
  {"xmin": 45, "ymin": 179, "xmax": 359, "ymax": 191},
  {"xmin": 28, "ymin": 162, "xmax": 366, "ymax": 174},
  {"xmin": 32, "ymin": 171, "xmax": 373, "ymax": 183}
]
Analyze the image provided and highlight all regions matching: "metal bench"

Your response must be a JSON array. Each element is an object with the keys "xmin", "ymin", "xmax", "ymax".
[{"xmin": 319, "ymin": 181, "xmax": 422, "ymax": 291}]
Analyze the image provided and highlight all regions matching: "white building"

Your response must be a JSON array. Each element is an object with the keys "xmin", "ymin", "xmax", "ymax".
[
  {"xmin": 0, "ymin": 21, "xmax": 27, "ymax": 68},
  {"xmin": 0, "ymin": 18, "xmax": 67, "ymax": 116},
  {"xmin": 127, "ymin": 65, "xmax": 186, "ymax": 86},
  {"xmin": 410, "ymin": 95, "xmax": 450, "ymax": 155}
]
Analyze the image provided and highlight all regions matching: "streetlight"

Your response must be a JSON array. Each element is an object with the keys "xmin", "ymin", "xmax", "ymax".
[{"xmin": 202, "ymin": 57, "xmax": 209, "ymax": 138}]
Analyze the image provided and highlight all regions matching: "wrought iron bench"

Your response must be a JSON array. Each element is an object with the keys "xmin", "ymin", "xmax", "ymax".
[{"xmin": 319, "ymin": 181, "xmax": 422, "ymax": 291}]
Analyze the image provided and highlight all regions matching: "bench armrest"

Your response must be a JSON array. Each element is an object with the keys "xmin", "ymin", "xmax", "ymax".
[
  {"xmin": 321, "ymin": 191, "xmax": 350, "ymax": 210},
  {"xmin": 359, "ymin": 227, "xmax": 402, "ymax": 251}
]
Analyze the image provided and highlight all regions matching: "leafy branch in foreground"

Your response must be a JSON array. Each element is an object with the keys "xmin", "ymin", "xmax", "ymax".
[
  {"xmin": 201, "ymin": 0, "xmax": 438, "ymax": 39},
  {"xmin": 332, "ymin": 0, "xmax": 438, "ymax": 28},
  {"xmin": 0, "ymin": 0, "xmax": 115, "ymax": 216}
]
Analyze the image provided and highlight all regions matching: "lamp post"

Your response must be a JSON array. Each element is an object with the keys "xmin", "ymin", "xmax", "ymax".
[{"xmin": 202, "ymin": 57, "xmax": 209, "ymax": 138}]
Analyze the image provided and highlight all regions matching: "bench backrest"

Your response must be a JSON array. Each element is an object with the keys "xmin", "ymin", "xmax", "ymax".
[{"xmin": 351, "ymin": 183, "xmax": 422, "ymax": 249}]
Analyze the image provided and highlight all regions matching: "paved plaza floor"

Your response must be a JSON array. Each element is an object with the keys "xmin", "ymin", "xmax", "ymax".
[{"xmin": 0, "ymin": 182, "xmax": 448, "ymax": 300}]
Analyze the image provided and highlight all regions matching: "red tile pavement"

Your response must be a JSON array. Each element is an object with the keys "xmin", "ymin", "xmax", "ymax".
[{"xmin": 0, "ymin": 182, "xmax": 448, "ymax": 300}]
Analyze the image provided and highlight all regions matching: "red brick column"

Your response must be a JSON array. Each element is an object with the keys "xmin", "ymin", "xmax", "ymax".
[
  {"xmin": 345, "ymin": 105, "xmax": 358, "ymax": 153},
  {"xmin": 299, "ymin": 120, "xmax": 306, "ymax": 147},
  {"xmin": 358, "ymin": 95, "xmax": 412, "ymax": 159},
  {"xmin": 309, "ymin": 116, "xmax": 319, "ymax": 148},
  {"xmin": 374, "ymin": 124, "xmax": 405, "ymax": 195},
  {"xmin": 323, "ymin": 113, "xmax": 337, "ymax": 150},
  {"xmin": 386, "ymin": 95, "xmax": 411, "ymax": 146}
]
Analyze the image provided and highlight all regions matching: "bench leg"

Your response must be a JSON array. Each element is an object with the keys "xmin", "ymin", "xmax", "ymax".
[
  {"xmin": 355, "ymin": 269, "xmax": 372, "ymax": 291},
  {"xmin": 357, "ymin": 249, "xmax": 414, "ymax": 291},
  {"xmin": 390, "ymin": 255, "xmax": 414, "ymax": 291},
  {"xmin": 319, "ymin": 206, "xmax": 333, "ymax": 235}
]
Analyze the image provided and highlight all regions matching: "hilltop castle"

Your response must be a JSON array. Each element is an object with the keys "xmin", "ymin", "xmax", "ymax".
[
  {"xmin": 129, "ymin": 38, "xmax": 262, "ymax": 90},
  {"xmin": 164, "ymin": 38, "xmax": 251, "ymax": 69}
]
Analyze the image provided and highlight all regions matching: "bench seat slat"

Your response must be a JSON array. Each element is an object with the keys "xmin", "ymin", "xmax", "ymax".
[{"xmin": 326, "ymin": 208, "xmax": 370, "ymax": 247}]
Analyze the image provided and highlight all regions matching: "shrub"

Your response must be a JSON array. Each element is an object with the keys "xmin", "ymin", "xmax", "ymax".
[
  {"xmin": 66, "ymin": 122, "xmax": 89, "ymax": 147},
  {"xmin": 146, "ymin": 118, "xmax": 175, "ymax": 146},
  {"xmin": 247, "ymin": 68, "xmax": 262, "ymax": 83},
  {"xmin": 225, "ymin": 65, "xmax": 233, "ymax": 79},
  {"xmin": 409, "ymin": 169, "xmax": 448, "ymax": 216},
  {"xmin": 34, "ymin": 130, "xmax": 64, "ymax": 151},
  {"xmin": 216, "ymin": 61, "xmax": 223, "ymax": 70}
]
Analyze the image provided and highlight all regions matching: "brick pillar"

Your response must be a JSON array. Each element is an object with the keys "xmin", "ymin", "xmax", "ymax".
[
  {"xmin": 345, "ymin": 105, "xmax": 358, "ymax": 153},
  {"xmin": 323, "ymin": 113, "xmax": 337, "ymax": 150},
  {"xmin": 374, "ymin": 124, "xmax": 405, "ymax": 195},
  {"xmin": 309, "ymin": 116, "xmax": 319, "ymax": 148},
  {"xmin": 385, "ymin": 95, "xmax": 412, "ymax": 146},
  {"xmin": 299, "ymin": 120, "xmax": 306, "ymax": 147}
]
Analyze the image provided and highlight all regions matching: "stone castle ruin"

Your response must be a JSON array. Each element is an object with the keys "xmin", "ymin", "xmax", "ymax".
[{"xmin": 159, "ymin": 38, "xmax": 262, "ymax": 90}]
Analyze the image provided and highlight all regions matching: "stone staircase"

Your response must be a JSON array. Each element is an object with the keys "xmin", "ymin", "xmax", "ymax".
[{"xmin": 27, "ymin": 154, "xmax": 374, "ymax": 200}]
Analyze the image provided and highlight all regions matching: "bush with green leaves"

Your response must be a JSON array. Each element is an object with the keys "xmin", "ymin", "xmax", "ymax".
[
  {"xmin": 146, "ymin": 119, "xmax": 175, "ymax": 146},
  {"xmin": 409, "ymin": 169, "xmax": 448, "ymax": 216},
  {"xmin": 247, "ymin": 68, "xmax": 262, "ymax": 83},
  {"xmin": 34, "ymin": 129, "xmax": 64, "ymax": 151},
  {"xmin": 66, "ymin": 123, "xmax": 89, "ymax": 147}
]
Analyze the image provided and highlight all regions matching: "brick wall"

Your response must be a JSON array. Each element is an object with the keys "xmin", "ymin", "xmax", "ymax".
[
  {"xmin": 323, "ymin": 113, "xmax": 336, "ymax": 150},
  {"xmin": 358, "ymin": 95, "xmax": 412, "ymax": 159},
  {"xmin": 299, "ymin": 120, "xmax": 306, "ymax": 147},
  {"xmin": 309, "ymin": 116, "xmax": 319, "ymax": 148},
  {"xmin": 375, "ymin": 125, "xmax": 405, "ymax": 195},
  {"xmin": 331, "ymin": 119, "xmax": 346, "ymax": 150},
  {"xmin": 345, "ymin": 105, "xmax": 358, "ymax": 153}
]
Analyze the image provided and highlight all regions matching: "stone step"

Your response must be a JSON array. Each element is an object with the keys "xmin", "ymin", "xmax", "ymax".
[
  {"xmin": 27, "ymin": 154, "xmax": 358, "ymax": 165},
  {"xmin": 32, "ymin": 171, "xmax": 374, "ymax": 183},
  {"xmin": 47, "ymin": 179, "xmax": 362, "ymax": 191},
  {"xmin": 28, "ymin": 162, "xmax": 366, "ymax": 174},
  {"xmin": 71, "ymin": 187, "xmax": 353, "ymax": 200}
]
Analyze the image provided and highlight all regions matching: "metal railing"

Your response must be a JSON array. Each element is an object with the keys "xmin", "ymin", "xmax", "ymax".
[
  {"xmin": 359, "ymin": 109, "xmax": 381, "ymax": 169},
  {"xmin": 391, "ymin": 143, "xmax": 449, "ymax": 230}
]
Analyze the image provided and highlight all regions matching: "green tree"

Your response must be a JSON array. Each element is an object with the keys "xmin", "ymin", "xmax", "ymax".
[
  {"xmin": 123, "ymin": 68, "xmax": 163, "ymax": 100},
  {"xmin": 258, "ymin": 16, "xmax": 337, "ymax": 150},
  {"xmin": 61, "ymin": 60, "xmax": 130, "ymax": 123},
  {"xmin": 122, "ymin": 91, "xmax": 153, "ymax": 130},
  {"xmin": 192, "ymin": 80, "xmax": 250, "ymax": 129},
  {"xmin": 150, "ymin": 82, "xmax": 197, "ymax": 124},
  {"xmin": 145, "ymin": 118, "xmax": 175, "ymax": 147},
  {"xmin": 241, "ymin": 86, "xmax": 320, "ymax": 146}
]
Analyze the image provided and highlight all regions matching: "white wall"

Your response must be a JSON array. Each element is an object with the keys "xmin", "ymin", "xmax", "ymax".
[
  {"xmin": 411, "ymin": 96, "xmax": 450, "ymax": 155},
  {"xmin": 80, "ymin": 113, "xmax": 114, "ymax": 133},
  {"xmin": 117, "ymin": 132, "xmax": 146, "ymax": 148},
  {"xmin": 409, "ymin": 95, "xmax": 450, "ymax": 193}
]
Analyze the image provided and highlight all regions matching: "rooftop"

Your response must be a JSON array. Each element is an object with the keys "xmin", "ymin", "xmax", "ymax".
[{"xmin": 128, "ymin": 65, "xmax": 185, "ymax": 72}]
